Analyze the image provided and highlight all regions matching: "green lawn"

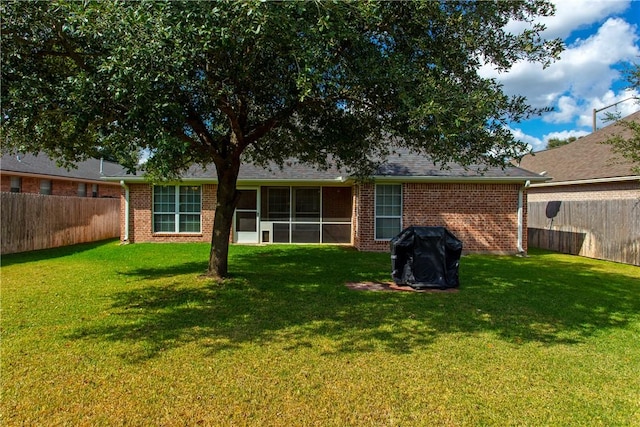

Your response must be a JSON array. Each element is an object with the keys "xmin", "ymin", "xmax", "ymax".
[{"xmin": 2, "ymin": 241, "xmax": 639, "ymax": 426}]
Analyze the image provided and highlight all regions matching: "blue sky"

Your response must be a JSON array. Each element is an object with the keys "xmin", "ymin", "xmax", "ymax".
[{"xmin": 480, "ymin": 0, "xmax": 640, "ymax": 152}]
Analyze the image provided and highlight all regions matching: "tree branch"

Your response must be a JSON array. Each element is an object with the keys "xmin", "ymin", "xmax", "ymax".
[{"xmin": 245, "ymin": 104, "xmax": 300, "ymax": 146}]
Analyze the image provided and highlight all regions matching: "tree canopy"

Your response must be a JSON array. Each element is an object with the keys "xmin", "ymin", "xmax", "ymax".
[
  {"xmin": 604, "ymin": 64, "xmax": 640, "ymax": 174},
  {"xmin": 1, "ymin": 1, "xmax": 563, "ymax": 277},
  {"xmin": 546, "ymin": 136, "xmax": 578, "ymax": 150}
]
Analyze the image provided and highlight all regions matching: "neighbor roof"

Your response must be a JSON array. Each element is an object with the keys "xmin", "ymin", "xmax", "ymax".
[
  {"xmin": 0, "ymin": 153, "xmax": 129, "ymax": 182},
  {"xmin": 105, "ymin": 148, "xmax": 545, "ymax": 184},
  {"xmin": 517, "ymin": 110, "xmax": 640, "ymax": 184}
]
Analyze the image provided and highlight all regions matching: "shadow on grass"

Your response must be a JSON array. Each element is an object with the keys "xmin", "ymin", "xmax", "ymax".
[
  {"xmin": 1, "ymin": 239, "xmax": 119, "ymax": 267},
  {"xmin": 69, "ymin": 246, "xmax": 640, "ymax": 362}
]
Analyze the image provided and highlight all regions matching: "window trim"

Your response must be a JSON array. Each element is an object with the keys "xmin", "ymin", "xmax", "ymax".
[
  {"xmin": 374, "ymin": 184, "xmax": 402, "ymax": 240},
  {"xmin": 10, "ymin": 176, "xmax": 21, "ymax": 193},
  {"xmin": 152, "ymin": 185, "xmax": 202, "ymax": 234},
  {"xmin": 40, "ymin": 179, "xmax": 52, "ymax": 195}
]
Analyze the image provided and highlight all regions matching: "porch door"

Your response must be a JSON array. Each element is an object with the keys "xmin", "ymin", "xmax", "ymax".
[{"xmin": 234, "ymin": 189, "xmax": 259, "ymax": 243}]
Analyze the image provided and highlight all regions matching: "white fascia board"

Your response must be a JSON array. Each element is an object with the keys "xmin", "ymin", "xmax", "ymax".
[
  {"xmin": 106, "ymin": 174, "xmax": 547, "ymax": 185},
  {"xmin": 530, "ymin": 175, "xmax": 640, "ymax": 187},
  {"xmin": 371, "ymin": 175, "xmax": 549, "ymax": 184},
  {"xmin": 103, "ymin": 176, "xmax": 354, "ymax": 186}
]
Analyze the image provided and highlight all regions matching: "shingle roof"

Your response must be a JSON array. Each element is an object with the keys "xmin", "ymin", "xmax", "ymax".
[
  {"xmin": 0, "ymin": 153, "xmax": 129, "ymax": 182},
  {"xmin": 106, "ymin": 147, "xmax": 544, "ymax": 183},
  {"xmin": 374, "ymin": 149, "xmax": 541, "ymax": 179},
  {"xmin": 517, "ymin": 110, "xmax": 640, "ymax": 183}
]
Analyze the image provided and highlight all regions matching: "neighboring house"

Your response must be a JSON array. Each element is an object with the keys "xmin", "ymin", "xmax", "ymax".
[
  {"xmin": 104, "ymin": 149, "xmax": 546, "ymax": 254},
  {"xmin": 517, "ymin": 110, "xmax": 640, "ymax": 265},
  {"xmin": 0, "ymin": 153, "xmax": 126, "ymax": 198}
]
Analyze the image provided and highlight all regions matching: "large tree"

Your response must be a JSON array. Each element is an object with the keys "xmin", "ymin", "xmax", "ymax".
[{"xmin": 1, "ymin": 1, "xmax": 562, "ymax": 277}]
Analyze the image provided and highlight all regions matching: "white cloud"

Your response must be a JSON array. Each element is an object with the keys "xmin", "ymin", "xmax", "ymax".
[
  {"xmin": 579, "ymin": 88, "xmax": 640, "ymax": 129},
  {"xmin": 484, "ymin": 17, "xmax": 640, "ymax": 110},
  {"xmin": 543, "ymin": 95, "xmax": 579, "ymax": 123},
  {"xmin": 509, "ymin": 126, "xmax": 545, "ymax": 152},
  {"xmin": 506, "ymin": 0, "xmax": 631, "ymax": 40},
  {"xmin": 543, "ymin": 129, "xmax": 590, "ymax": 142},
  {"xmin": 496, "ymin": 1, "xmax": 640, "ymax": 152}
]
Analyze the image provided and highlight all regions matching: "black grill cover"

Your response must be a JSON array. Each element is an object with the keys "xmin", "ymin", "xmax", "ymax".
[{"xmin": 390, "ymin": 226, "xmax": 462, "ymax": 289}]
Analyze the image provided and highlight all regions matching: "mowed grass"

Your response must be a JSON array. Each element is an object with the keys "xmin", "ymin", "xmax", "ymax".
[{"xmin": 1, "ymin": 241, "xmax": 639, "ymax": 426}]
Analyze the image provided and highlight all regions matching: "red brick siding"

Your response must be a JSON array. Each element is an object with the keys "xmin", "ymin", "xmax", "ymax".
[
  {"xmin": 123, "ymin": 183, "xmax": 216, "ymax": 243},
  {"xmin": 355, "ymin": 182, "xmax": 525, "ymax": 254},
  {"xmin": 1, "ymin": 174, "xmax": 120, "ymax": 197}
]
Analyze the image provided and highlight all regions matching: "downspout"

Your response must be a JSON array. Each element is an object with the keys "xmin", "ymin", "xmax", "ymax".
[
  {"xmin": 517, "ymin": 180, "xmax": 531, "ymax": 255},
  {"xmin": 120, "ymin": 180, "xmax": 130, "ymax": 243}
]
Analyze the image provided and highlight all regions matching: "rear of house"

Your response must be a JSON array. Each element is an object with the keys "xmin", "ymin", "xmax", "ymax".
[{"xmin": 107, "ymin": 150, "xmax": 545, "ymax": 254}]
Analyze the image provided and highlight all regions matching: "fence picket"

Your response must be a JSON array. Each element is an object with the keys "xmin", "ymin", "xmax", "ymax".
[
  {"xmin": 1, "ymin": 192, "xmax": 120, "ymax": 255},
  {"xmin": 528, "ymin": 199, "xmax": 640, "ymax": 266}
]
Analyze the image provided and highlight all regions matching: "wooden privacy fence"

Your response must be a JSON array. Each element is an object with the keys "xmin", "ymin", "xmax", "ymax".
[
  {"xmin": 1, "ymin": 192, "xmax": 120, "ymax": 255},
  {"xmin": 528, "ymin": 199, "xmax": 640, "ymax": 266}
]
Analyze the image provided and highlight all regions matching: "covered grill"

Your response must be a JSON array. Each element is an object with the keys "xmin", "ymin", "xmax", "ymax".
[{"xmin": 390, "ymin": 226, "xmax": 462, "ymax": 290}]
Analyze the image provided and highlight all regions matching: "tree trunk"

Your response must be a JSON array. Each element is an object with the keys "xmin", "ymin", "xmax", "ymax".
[{"xmin": 207, "ymin": 156, "xmax": 241, "ymax": 278}]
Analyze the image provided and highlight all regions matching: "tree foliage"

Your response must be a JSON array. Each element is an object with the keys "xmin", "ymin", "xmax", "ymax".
[
  {"xmin": 1, "ymin": 1, "xmax": 563, "ymax": 276},
  {"xmin": 604, "ymin": 64, "xmax": 640, "ymax": 174},
  {"xmin": 546, "ymin": 136, "xmax": 577, "ymax": 149}
]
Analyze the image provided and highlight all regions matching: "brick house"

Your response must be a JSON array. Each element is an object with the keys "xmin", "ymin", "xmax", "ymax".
[
  {"xmin": 1, "ymin": 153, "xmax": 125, "ymax": 198},
  {"xmin": 517, "ymin": 110, "xmax": 640, "ymax": 265},
  {"xmin": 105, "ymin": 149, "xmax": 546, "ymax": 254}
]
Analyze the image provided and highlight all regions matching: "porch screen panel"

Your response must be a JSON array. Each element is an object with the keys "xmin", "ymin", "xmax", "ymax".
[
  {"xmin": 236, "ymin": 212, "xmax": 257, "ymax": 232},
  {"xmin": 293, "ymin": 188, "xmax": 320, "ymax": 221},
  {"xmin": 273, "ymin": 223, "xmax": 290, "ymax": 243},
  {"xmin": 322, "ymin": 224, "xmax": 351, "ymax": 243},
  {"xmin": 262, "ymin": 187, "xmax": 290, "ymax": 221},
  {"xmin": 291, "ymin": 224, "xmax": 320, "ymax": 243},
  {"xmin": 237, "ymin": 190, "xmax": 257, "ymax": 210},
  {"xmin": 322, "ymin": 187, "xmax": 352, "ymax": 222}
]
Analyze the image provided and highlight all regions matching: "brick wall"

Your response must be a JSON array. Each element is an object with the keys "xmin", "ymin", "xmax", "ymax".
[
  {"xmin": 1, "ymin": 174, "xmax": 121, "ymax": 198},
  {"xmin": 354, "ymin": 182, "xmax": 526, "ymax": 254},
  {"xmin": 119, "ymin": 181, "xmax": 527, "ymax": 253},
  {"xmin": 123, "ymin": 183, "xmax": 216, "ymax": 243},
  {"xmin": 527, "ymin": 180, "xmax": 640, "ymax": 202}
]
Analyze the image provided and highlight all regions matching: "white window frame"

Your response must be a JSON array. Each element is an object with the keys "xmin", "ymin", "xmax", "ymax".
[
  {"xmin": 374, "ymin": 184, "xmax": 402, "ymax": 240},
  {"xmin": 10, "ymin": 176, "xmax": 21, "ymax": 193},
  {"xmin": 152, "ymin": 185, "xmax": 202, "ymax": 234},
  {"xmin": 77, "ymin": 182, "xmax": 87, "ymax": 197},
  {"xmin": 40, "ymin": 179, "xmax": 52, "ymax": 195}
]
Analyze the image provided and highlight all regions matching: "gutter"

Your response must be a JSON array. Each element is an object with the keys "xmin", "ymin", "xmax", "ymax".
[
  {"xmin": 529, "ymin": 175, "xmax": 640, "ymax": 187},
  {"xmin": 517, "ymin": 180, "xmax": 531, "ymax": 255},
  {"xmin": 105, "ymin": 175, "xmax": 548, "ymax": 185},
  {"xmin": 120, "ymin": 180, "xmax": 130, "ymax": 243}
]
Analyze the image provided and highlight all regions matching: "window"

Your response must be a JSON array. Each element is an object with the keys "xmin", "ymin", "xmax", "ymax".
[
  {"xmin": 77, "ymin": 183, "xmax": 87, "ymax": 197},
  {"xmin": 153, "ymin": 185, "xmax": 201, "ymax": 233},
  {"xmin": 10, "ymin": 176, "xmax": 21, "ymax": 193},
  {"xmin": 40, "ymin": 179, "xmax": 52, "ymax": 195},
  {"xmin": 91, "ymin": 184, "xmax": 98, "ymax": 197},
  {"xmin": 375, "ymin": 184, "xmax": 402, "ymax": 240}
]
